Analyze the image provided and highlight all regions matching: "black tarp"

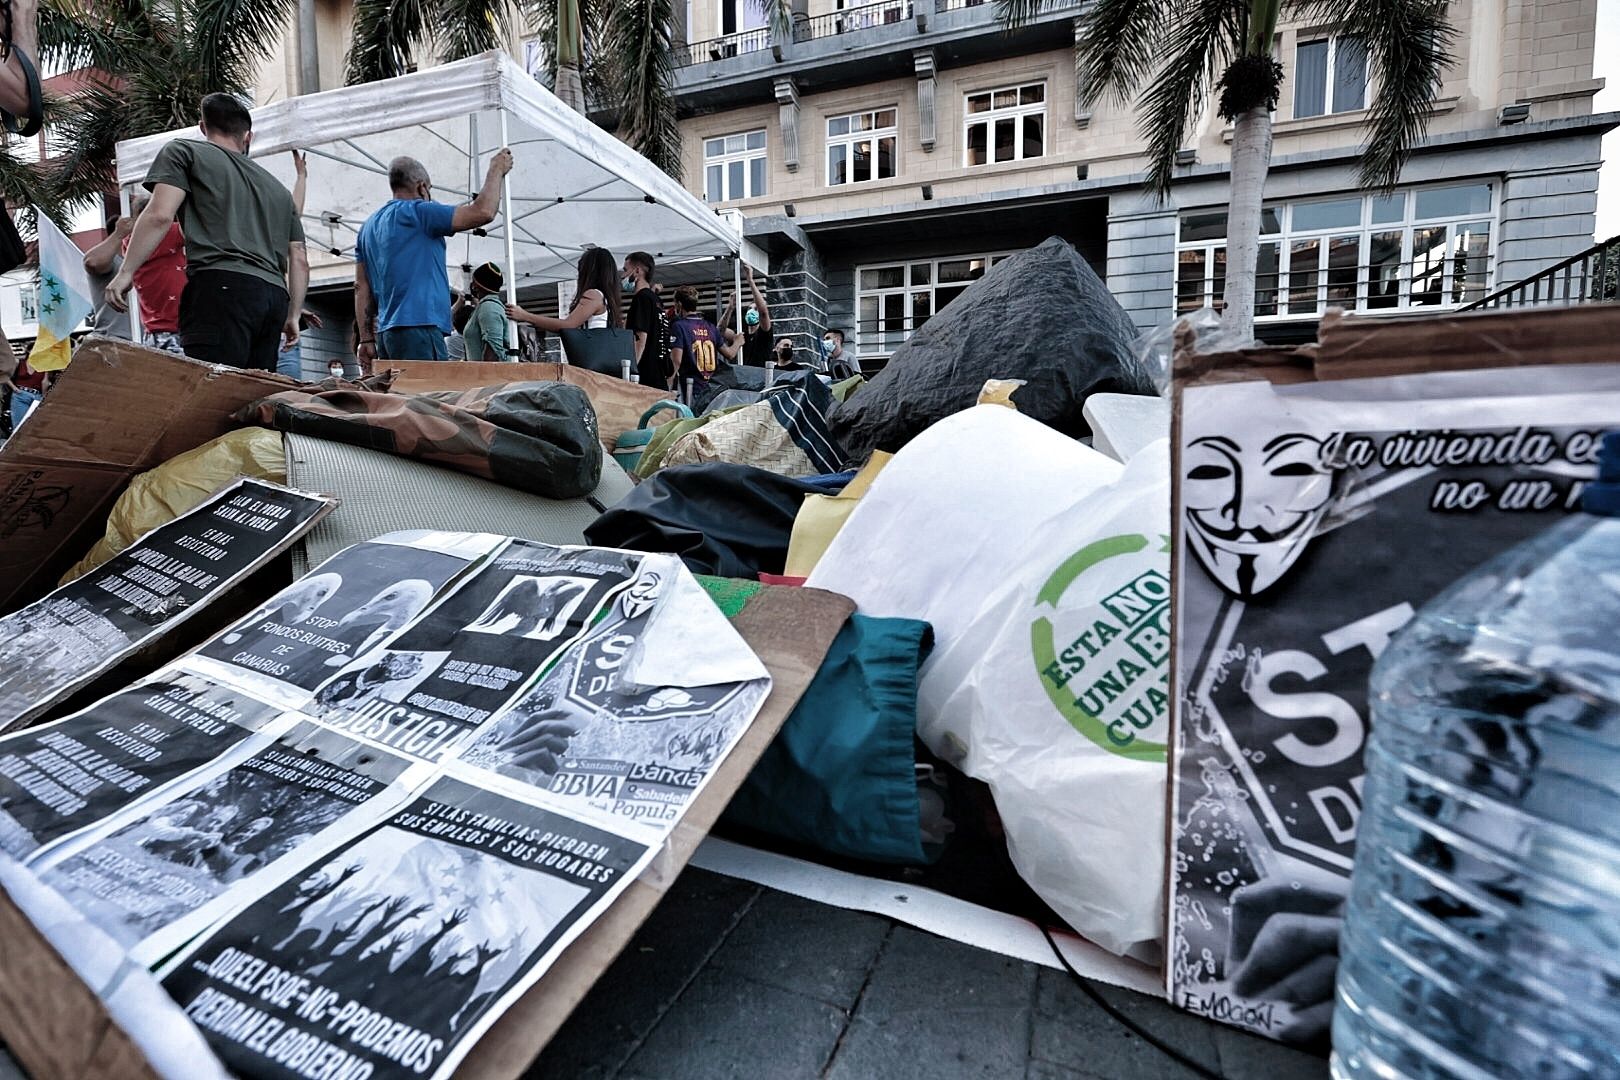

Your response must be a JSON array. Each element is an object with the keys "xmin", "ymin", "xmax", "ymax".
[
  {"xmin": 829, "ymin": 236, "xmax": 1156, "ymax": 460},
  {"xmin": 586, "ymin": 464, "xmax": 844, "ymax": 577}
]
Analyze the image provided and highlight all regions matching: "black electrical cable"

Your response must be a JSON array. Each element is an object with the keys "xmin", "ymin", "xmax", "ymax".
[{"xmin": 1038, "ymin": 924, "xmax": 1229, "ymax": 1080}]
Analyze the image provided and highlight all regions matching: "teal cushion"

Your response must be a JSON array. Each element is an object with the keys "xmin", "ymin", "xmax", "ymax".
[{"xmin": 723, "ymin": 613, "xmax": 934, "ymax": 865}]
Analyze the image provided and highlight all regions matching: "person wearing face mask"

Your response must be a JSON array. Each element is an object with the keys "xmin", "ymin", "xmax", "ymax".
[
  {"xmin": 107, "ymin": 94, "xmax": 306, "ymax": 372},
  {"xmin": 718, "ymin": 263, "xmax": 773, "ymax": 367},
  {"xmin": 351, "ymin": 148, "xmax": 513, "ymax": 363},
  {"xmin": 622, "ymin": 250, "xmax": 671, "ymax": 388},
  {"xmin": 771, "ymin": 337, "xmax": 797, "ymax": 368},
  {"xmin": 820, "ymin": 328, "xmax": 860, "ymax": 379}
]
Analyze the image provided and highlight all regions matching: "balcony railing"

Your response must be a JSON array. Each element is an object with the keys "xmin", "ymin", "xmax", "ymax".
[
  {"xmin": 1177, "ymin": 259, "xmax": 1496, "ymax": 321},
  {"xmin": 1460, "ymin": 234, "xmax": 1620, "ymax": 311},
  {"xmin": 935, "ymin": 0, "xmax": 992, "ymax": 10},
  {"xmin": 793, "ymin": 0, "xmax": 913, "ymax": 43},
  {"xmin": 672, "ymin": 27, "xmax": 772, "ymax": 68}
]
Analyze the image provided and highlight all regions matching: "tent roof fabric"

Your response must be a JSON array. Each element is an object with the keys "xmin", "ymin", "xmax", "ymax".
[{"xmin": 115, "ymin": 52, "xmax": 741, "ymax": 289}]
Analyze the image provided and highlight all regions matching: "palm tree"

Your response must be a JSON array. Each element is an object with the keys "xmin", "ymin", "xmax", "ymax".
[
  {"xmin": 20, "ymin": 0, "xmax": 296, "ymax": 222},
  {"xmin": 344, "ymin": 0, "xmax": 791, "ymax": 180},
  {"xmin": 344, "ymin": 0, "xmax": 688, "ymax": 176},
  {"xmin": 1002, "ymin": 0, "xmax": 1454, "ymax": 336}
]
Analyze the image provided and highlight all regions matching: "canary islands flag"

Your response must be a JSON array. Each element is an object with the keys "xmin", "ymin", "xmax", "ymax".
[{"xmin": 27, "ymin": 209, "xmax": 94, "ymax": 372}]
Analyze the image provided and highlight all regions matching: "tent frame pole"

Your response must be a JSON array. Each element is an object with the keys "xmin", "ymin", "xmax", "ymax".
[
  {"xmin": 733, "ymin": 256, "xmax": 743, "ymax": 338},
  {"xmin": 499, "ymin": 106, "xmax": 519, "ymax": 361},
  {"xmin": 120, "ymin": 185, "xmax": 143, "ymax": 343}
]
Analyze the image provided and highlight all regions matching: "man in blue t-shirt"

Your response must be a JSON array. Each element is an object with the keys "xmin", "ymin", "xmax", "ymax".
[{"xmin": 354, "ymin": 148, "xmax": 512, "ymax": 362}]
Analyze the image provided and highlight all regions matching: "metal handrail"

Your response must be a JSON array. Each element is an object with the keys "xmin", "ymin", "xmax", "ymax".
[
  {"xmin": 1175, "ymin": 257, "xmax": 1495, "ymax": 317},
  {"xmin": 1460, "ymin": 234, "xmax": 1620, "ymax": 311},
  {"xmin": 793, "ymin": 0, "xmax": 912, "ymax": 42},
  {"xmin": 672, "ymin": 26, "xmax": 772, "ymax": 68}
]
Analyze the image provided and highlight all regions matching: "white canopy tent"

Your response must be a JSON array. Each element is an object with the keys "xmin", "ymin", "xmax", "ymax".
[{"xmin": 114, "ymin": 51, "xmax": 748, "ymax": 349}]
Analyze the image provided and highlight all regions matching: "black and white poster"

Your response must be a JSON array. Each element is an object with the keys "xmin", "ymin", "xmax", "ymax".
[
  {"xmin": 34, "ymin": 721, "xmax": 420, "ymax": 964},
  {"xmin": 460, "ymin": 557, "xmax": 771, "ymax": 833},
  {"xmin": 1168, "ymin": 364, "xmax": 1620, "ymax": 1047},
  {"xmin": 159, "ymin": 775, "xmax": 650, "ymax": 1080},
  {"xmin": 0, "ymin": 479, "xmax": 334, "ymax": 731},
  {"xmin": 188, "ymin": 533, "xmax": 494, "ymax": 709},
  {"xmin": 306, "ymin": 542, "xmax": 640, "ymax": 762},
  {"xmin": 0, "ymin": 672, "xmax": 284, "ymax": 860}
]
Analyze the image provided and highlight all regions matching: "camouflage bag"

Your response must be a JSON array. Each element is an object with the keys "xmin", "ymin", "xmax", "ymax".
[{"xmin": 235, "ymin": 381, "xmax": 602, "ymax": 499}]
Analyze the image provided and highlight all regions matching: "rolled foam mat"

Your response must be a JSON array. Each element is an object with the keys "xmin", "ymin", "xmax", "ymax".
[{"xmin": 285, "ymin": 433, "xmax": 635, "ymax": 574}]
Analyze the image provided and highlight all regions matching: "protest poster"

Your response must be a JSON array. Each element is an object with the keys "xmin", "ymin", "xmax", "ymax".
[
  {"xmin": 0, "ymin": 672, "xmax": 285, "ymax": 860},
  {"xmin": 0, "ymin": 479, "xmax": 334, "ymax": 732},
  {"xmin": 159, "ymin": 774, "xmax": 651, "ymax": 1080},
  {"xmin": 306, "ymin": 541, "xmax": 640, "ymax": 762},
  {"xmin": 186, "ymin": 532, "xmax": 500, "ymax": 709},
  {"xmin": 1168, "ymin": 361, "xmax": 1620, "ymax": 1047},
  {"xmin": 32, "ymin": 721, "xmax": 425, "ymax": 964},
  {"xmin": 459, "ymin": 557, "xmax": 771, "ymax": 834}
]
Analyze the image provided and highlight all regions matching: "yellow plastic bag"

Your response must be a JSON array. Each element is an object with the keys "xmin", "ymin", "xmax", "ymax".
[
  {"xmin": 61, "ymin": 428, "xmax": 286, "ymax": 584},
  {"xmin": 782, "ymin": 451, "xmax": 893, "ymax": 578}
]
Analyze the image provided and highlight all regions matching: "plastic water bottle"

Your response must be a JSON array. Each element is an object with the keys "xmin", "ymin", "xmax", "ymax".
[{"xmin": 1333, "ymin": 433, "xmax": 1620, "ymax": 1079}]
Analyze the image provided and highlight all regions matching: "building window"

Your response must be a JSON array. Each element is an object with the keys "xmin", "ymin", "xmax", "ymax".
[
  {"xmin": 719, "ymin": 0, "xmax": 767, "ymax": 35},
  {"xmin": 827, "ymin": 109, "xmax": 897, "ymax": 186},
  {"xmin": 522, "ymin": 38, "xmax": 547, "ymax": 79},
  {"xmin": 18, "ymin": 283, "xmax": 37, "ymax": 323},
  {"xmin": 703, "ymin": 130, "xmax": 768, "ymax": 203},
  {"xmin": 1294, "ymin": 36, "xmax": 1366, "ymax": 118},
  {"xmin": 1174, "ymin": 182, "xmax": 1494, "ymax": 319},
  {"xmin": 855, "ymin": 251, "xmax": 1015, "ymax": 357},
  {"xmin": 963, "ymin": 82, "xmax": 1045, "ymax": 166}
]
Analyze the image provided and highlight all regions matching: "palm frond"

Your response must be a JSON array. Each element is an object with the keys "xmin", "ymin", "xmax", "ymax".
[
  {"xmin": 189, "ymin": 0, "xmax": 300, "ymax": 90},
  {"xmin": 41, "ymin": 75, "xmax": 127, "ymax": 206},
  {"xmin": 346, "ymin": 0, "xmax": 431, "ymax": 84},
  {"xmin": 435, "ymin": 0, "xmax": 509, "ymax": 62},
  {"xmin": 757, "ymin": 0, "xmax": 792, "ymax": 46},
  {"xmin": 1310, "ymin": 0, "xmax": 1454, "ymax": 190},
  {"xmin": 994, "ymin": 0, "xmax": 1046, "ymax": 31},
  {"xmin": 1136, "ymin": 0, "xmax": 1244, "ymax": 195},
  {"xmin": 603, "ymin": 0, "xmax": 680, "ymax": 176},
  {"xmin": 38, "ymin": 0, "xmax": 131, "ymax": 72},
  {"xmin": 1071, "ymin": 0, "xmax": 1171, "ymax": 108},
  {"xmin": 0, "ymin": 140, "xmax": 71, "ymax": 235}
]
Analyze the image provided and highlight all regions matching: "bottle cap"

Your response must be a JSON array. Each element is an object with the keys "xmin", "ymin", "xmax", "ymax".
[{"xmin": 1582, "ymin": 431, "xmax": 1620, "ymax": 517}]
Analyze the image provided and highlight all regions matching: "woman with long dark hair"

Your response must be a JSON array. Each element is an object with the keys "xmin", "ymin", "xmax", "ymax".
[{"xmin": 507, "ymin": 246, "xmax": 623, "ymax": 331}]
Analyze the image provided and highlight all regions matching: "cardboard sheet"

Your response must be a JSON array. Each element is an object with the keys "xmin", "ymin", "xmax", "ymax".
[{"xmin": 0, "ymin": 340, "xmax": 292, "ymax": 614}]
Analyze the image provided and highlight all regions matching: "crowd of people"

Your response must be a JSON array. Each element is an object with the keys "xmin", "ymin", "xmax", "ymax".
[{"xmin": 1, "ymin": 89, "xmax": 864, "ymax": 436}]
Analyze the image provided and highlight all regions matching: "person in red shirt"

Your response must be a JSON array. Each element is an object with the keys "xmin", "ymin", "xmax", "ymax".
[{"xmin": 122, "ymin": 193, "xmax": 187, "ymax": 353}]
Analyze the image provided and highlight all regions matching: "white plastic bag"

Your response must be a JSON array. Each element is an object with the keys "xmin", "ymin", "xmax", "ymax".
[
  {"xmin": 806, "ymin": 406, "xmax": 1123, "ymax": 648},
  {"xmin": 920, "ymin": 439, "xmax": 1172, "ymax": 959},
  {"xmin": 808, "ymin": 409, "xmax": 1168, "ymax": 957}
]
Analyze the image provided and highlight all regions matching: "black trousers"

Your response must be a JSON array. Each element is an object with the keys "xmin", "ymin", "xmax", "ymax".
[{"xmin": 179, "ymin": 269, "xmax": 288, "ymax": 372}]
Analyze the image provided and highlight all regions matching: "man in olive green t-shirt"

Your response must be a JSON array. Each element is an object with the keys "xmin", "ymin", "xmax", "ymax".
[{"xmin": 107, "ymin": 93, "xmax": 307, "ymax": 372}]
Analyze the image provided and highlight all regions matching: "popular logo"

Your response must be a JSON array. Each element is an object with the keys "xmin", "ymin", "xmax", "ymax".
[{"xmin": 1030, "ymin": 534, "xmax": 1171, "ymax": 761}]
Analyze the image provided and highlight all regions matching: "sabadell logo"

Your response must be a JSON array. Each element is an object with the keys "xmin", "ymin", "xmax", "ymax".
[{"xmin": 1030, "ymin": 533, "xmax": 1171, "ymax": 762}]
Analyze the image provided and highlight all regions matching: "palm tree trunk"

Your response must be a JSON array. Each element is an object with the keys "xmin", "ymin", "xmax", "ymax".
[
  {"xmin": 1223, "ymin": 105, "xmax": 1272, "ymax": 339},
  {"xmin": 555, "ymin": 0, "xmax": 585, "ymax": 110},
  {"xmin": 555, "ymin": 62, "xmax": 584, "ymax": 109}
]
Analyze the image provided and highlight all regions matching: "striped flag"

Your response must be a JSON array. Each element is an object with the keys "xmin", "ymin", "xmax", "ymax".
[{"xmin": 27, "ymin": 209, "xmax": 94, "ymax": 372}]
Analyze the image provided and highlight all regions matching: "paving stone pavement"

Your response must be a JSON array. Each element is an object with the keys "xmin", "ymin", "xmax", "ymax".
[
  {"xmin": 0, "ymin": 868, "xmax": 1330, "ymax": 1079},
  {"xmin": 533, "ymin": 868, "xmax": 1331, "ymax": 1080}
]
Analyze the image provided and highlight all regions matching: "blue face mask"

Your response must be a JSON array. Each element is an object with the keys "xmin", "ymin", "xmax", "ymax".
[
  {"xmin": 819, "ymin": 337, "xmax": 836, "ymax": 357},
  {"xmin": 745, "ymin": 308, "xmax": 760, "ymax": 327},
  {"xmin": 622, "ymin": 277, "xmax": 636, "ymax": 294}
]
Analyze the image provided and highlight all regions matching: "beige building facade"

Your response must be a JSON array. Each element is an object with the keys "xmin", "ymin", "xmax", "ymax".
[{"xmin": 250, "ymin": 0, "xmax": 1614, "ymax": 367}]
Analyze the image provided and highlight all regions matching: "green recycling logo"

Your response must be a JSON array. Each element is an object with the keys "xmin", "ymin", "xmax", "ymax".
[{"xmin": 1030, "ymin": 533, "xmax": 1171, "ymax": 762}]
